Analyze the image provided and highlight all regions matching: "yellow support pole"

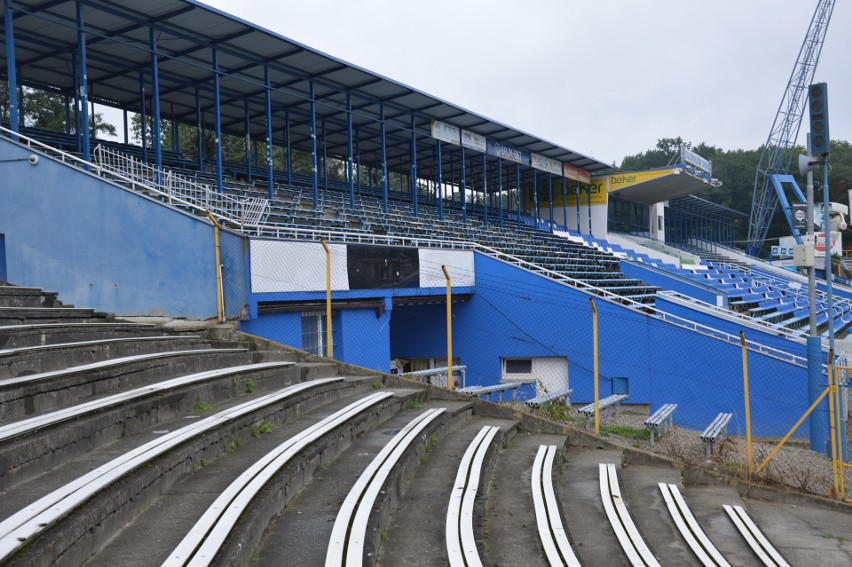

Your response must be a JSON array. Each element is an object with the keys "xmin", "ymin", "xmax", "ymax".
[
  {"xmin": 827, "ymin": 351, "xmax": 839, "ymax": 497},
  {"xmin": 206, "ymin": 211, "xmax": 224, "ymax": 324},
  {"xmin": 740, "ymin": 331, "xmax": 753, "ymax": 476},
  {"xmin": 442, "ymin": 265, "xmax": 453, "ymax": 390},
  {"xmin": 320, "ymin": 240, "xmax": 333, "ymax": 358},
  {"xmin": 590, "ymin": 298, "xmax": 599, "ymax": 435},
  {"xmin": 756, "ymin": 385, "xmax": 831, "ymax": 475}
]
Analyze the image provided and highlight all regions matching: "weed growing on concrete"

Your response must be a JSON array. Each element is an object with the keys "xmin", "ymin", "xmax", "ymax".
[
  {"xmin": 372, "ymin": 380, "xmax": 384, "ymax": 390},
  {"xmin": 194, "ymin": 400, "xmax": 215, "ymax": 412},
  {"xmin": 245, "ymin": 378, "xmax": 255, "ymax": 394},
  {"xmin": 403, "ymin": 400, "xmax": 426, "ymax": 410},
  {"xmin": 599, "ymin": 424, "xmax": 650, "ymax": 441},
  {"xmin": 380, "ymin": 532, "xmax": 389, "ymax": 542}
]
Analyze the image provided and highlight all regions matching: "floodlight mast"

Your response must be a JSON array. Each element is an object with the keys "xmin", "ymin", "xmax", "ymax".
[{"xmin": 745, "ymin": 0, "xmax": 835, "ymax": 257}]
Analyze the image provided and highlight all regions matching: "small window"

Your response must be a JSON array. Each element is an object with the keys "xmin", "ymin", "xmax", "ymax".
[
  {"xmin": 301, "ymin": 311, "xmax": 325, "ymax": 356},
  {"xmin": 505, "ymin": 358, "xmax": 532, "ymax": 374}
]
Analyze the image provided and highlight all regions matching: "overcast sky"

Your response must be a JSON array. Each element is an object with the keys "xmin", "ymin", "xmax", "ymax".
[{"xmin": 202, "ymin": 0, "xmax": 850, "ymax": 166}]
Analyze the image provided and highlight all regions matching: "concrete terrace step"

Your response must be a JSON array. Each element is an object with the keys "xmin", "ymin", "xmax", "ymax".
[
  {"xmin": 0, "ymin": 362, "xmax": 309, "ymax": 491},
  {"xmin": 0, "ymin": 335, "xmax": 210, "ymax": 378},
  {"xmin": 0, "ymin": 306, "xmax": 111, "ymax": 325},
  {"xmin": 0, "ymin": 286, "xmax": 61, "ymax": 308},
  {"xmin": 0, "ymin": 348, "xmax": 255, "ymax": 419},
  {"xmin": 0, "ymin": 321, "xmax": 161, "ymax": 349},
  {"xmin": 377, "ymin": 415, "xmax": 521, "ymax": 566},
  {"xmin": 0, "ymin": 377, "xmax": 376, "ymax": 567},
  {"xmin": 79, "ymin": 384, "xmax": 416, "ymax": 567},
  {"xmin": 251, "ymin": 399, "xmax": 474, "ymax": 567},
  {"xmin": 482, "ymin": 432, "xmax": 568, "ymax": 567}
]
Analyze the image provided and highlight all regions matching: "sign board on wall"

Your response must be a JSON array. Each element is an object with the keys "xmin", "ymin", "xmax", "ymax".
[
  {"xmin": 461, "ymin": 129, "xmax": 487, "ymax": 153},
  {"xmin": 431, "ymin": 120, "xmax": 460, "ymax": 145},
  {"xmin": 563, "ymin": 163, "xmax": 591, "ymax": 184},
  {"xmin": 530, "ymin": 153, "xmax": 562, "ymax": 176}
]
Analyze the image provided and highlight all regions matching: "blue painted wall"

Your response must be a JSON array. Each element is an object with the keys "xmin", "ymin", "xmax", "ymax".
[
  {"xmin": 392, "ymin": 253, "xmax": 814, "ymax": 438},
  {"xmin": 0, "ymin": 138, "xmax": 246, "ymax": 318}
]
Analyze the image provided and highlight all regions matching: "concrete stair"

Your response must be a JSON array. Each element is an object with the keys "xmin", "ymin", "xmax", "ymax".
[{"xmin": 0, "ymin": 283, "xmax": 848, "ymax": 566}]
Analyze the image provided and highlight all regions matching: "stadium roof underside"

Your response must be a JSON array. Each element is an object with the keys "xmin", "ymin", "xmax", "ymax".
[
  {"xmin": 667, "ymin": 195, "xmax": 747, "ymax": 222},
  {"xmin": 606, "ymin": 167, "xmax": 722, "ymax": 206},
  {"xmin": 0, "ymin": 0, "xmax": 611, "ymax": 191}
]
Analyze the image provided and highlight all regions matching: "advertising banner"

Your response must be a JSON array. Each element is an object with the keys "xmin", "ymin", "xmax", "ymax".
[
  {"xmin": 531, "ymin": 153, "xmax": 562, "ymax": 175},
  {"xmin": 486, "ymin": 139, "xmax": 530, "ymax": 165},
  {"xmin": 461, "ymin": 129, "xmax": 487, "ymax": 153},
  {"xmin": 431, "ymin": 119, "xmax": 460, "ymax": 145},
  {"xmin": 563, "ymin": 163, "xmax": 591, "ymax": 184},
  {"xmin": 558, "ymin": 179, "xmax": 608, "ymax": 208},
  {"xmin": 814, "ymin": 231, "xmax": 842, "ymax": 257}
]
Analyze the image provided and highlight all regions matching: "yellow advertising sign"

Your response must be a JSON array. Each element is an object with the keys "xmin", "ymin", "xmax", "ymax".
[
  {"xmin": 605, "ymin": 169, "xmax": 676, "ymax": 192},
  {"xmin": 523, "ymin": 168, "xmax": 678, "ymax": 209},
  {"xmin": 525, "ymin": 179, "xmax": 607, "ymax": 208}
]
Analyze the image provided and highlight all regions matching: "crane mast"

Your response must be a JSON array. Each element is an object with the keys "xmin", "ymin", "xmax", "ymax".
[{"xmin": 745, "ymin": 0, "xmax": 835, "ymax": 257}]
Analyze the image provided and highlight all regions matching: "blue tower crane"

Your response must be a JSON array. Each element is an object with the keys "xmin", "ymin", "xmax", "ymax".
[{"xmin": 745, "ymin": 0, "xmax": 835, "ymax": 257}]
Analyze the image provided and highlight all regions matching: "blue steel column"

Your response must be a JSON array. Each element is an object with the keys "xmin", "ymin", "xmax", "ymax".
[
  {"xmin": 264, "ymin": 65, "xmax": 274, "ymax": 199},
  {"xmin": 548, "ymin": 173, "xmax": 554, "ymax": 232},
  {"xmin": 460, "ymin": 145, "xmax": 467, "ymax": 224},
  {"xmin": 139, "ymin": 72, "xmax": 147, "ymax": 161},
  {"xmin": 436, "ymin": 141, "xmax": 443, "ymax": 221},
  {"xmin": 482, "ymin": 154, "xmax": 488, "ymax": 226},
  {"xmin": 498, "ymin": 158, "xmax": 503, "ymax": 229},
  {"xmin": 575, "ymin": 182, "xmax": 581, "ymax": 232},
  {"xmin": 355, "ymin": 130, "xmax": 361, "ymax": 194},
  {"xmin": 380, "ymin": 104, "xmax": 388, "ymax": 213},
  {"xmin": 195, "ymin": 87, "xmax": 203, "ymax": 170},
  {"xmin": 449, "ymin": 151, "xmax": 454, "ymax": 210},
  {"xmin": 149, "ymin": 27, "xmax": 162, "ymax": 179},
  {"xmin": 75, "ymin": 0, "xmax": 91, "ymax": 163},
  {"xmin": 244, "ymin": 100, "xmax": 251, "ymax": 182},
  {"xmin": 121, "ymin": 108, "xmax": 127, "ymax": 143},
  {"xmin": 309, "ymin": 81, "xmax": 318, "ymax": 208},
  {"xmin": 4, "ymin": 0, "xmax": 19, "ymax": 136},
  {"xmin": 411, "ymin": 115, "xmax": 418, "ymax": 217},
  {"xmin": 285, "ymin": 112, "xmax": 292, "ymax": 186},
  {"xmin": 516, "ymin": 164, "xmax": 521, "ymax": 229},
  {"xmin": 322, "ymin": 119, "xmax": 328, "ymax": 191},
  {"xmin": 587, "ymin": 185, "xmax": 593, "ymax": 235},
  {"xmin": 562, "ymin": 180, "xmax": 567, "ymax": 230},
  {"xmin": 212, "ymin": 48, "xmax": 223, "ymax": 193},
  {"xmin": 347, "ymin": 93, "xmax": 354, "ymax": 209},
  {"xmin": 532, "ymin": 171, "xmax": 538, "ymax": 224}
]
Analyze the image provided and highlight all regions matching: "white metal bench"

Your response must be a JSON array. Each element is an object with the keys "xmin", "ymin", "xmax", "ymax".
[
  {"xmin": 326, "ymin": 407, "xmax": 447, "ymax": 566},
  {"xmin": 457, "ymin": 382, "xmax": 521, "ymax": 403},
  {"xmin": 724, "ymin": 505, "xmax": 791, "ymax": 567},
  {"xmin": 599, "ymin": 463, "xmax": 661, "ymax": 567},
  {"xmin": 165, "ymin": 391, "xmax": 396, "ymax": 566},
  {"xmin": 700, "ymin": 413, "xmax": 732, "ymax": 458},
  {"xmin": 445, "ymin": 425, "xmax": 500, "ymax": 567},
  {"xmin": 526, "ymin": 387, "xmax": 573, "ymax": 408},
  {"xmin": 658, "ymin": 483, "xmax": 731, "ymax": 566},
  {"xmin": 577, "ymin": 394, "xmax": 628, "ymax": 429},
  {"xmin": 531, "ymin": 446, "xmax": 581, "ymax": 567},
  {"xmin": 644, "ymin": 403, "xmax": 677, "ymax": 446}
]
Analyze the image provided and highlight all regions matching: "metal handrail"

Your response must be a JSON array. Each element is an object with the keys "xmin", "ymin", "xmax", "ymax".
[{"xmin": 0, "ymin": 125, "xmax": 269, "ymax": 230}]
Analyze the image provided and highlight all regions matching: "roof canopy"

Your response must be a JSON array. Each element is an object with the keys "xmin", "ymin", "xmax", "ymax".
[{"xmin": 2, "ymin": 0, "xmax": 612, "ymax": 179}]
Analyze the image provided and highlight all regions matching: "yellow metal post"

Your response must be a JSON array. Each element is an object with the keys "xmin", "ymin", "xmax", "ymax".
[
  {"xmin": 827, "ymin": 351, "xmax": 839, "ymax": 496},
  {"xmin": 590, "ymin": 298, "xmax": 599, "ymax": 435},
  {"xmin": 740, "ymin": 331, "xmax": 753, "ymax": 476},
  {"xmin": 206, "ymin": 211, "xmax": 224, "ymax": 324},
  {"xmin": 442, "ymin": 265, "xmax": 453, "ymax": 390},
  {"xmin": 320, "ymin": 240, "xmax": 333, "ymax": 358}
]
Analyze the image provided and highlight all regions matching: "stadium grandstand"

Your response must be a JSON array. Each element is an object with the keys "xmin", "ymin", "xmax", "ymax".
[{"xmin": 1, "ymin": 1, "xmax": 849, "ymax": 565}]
